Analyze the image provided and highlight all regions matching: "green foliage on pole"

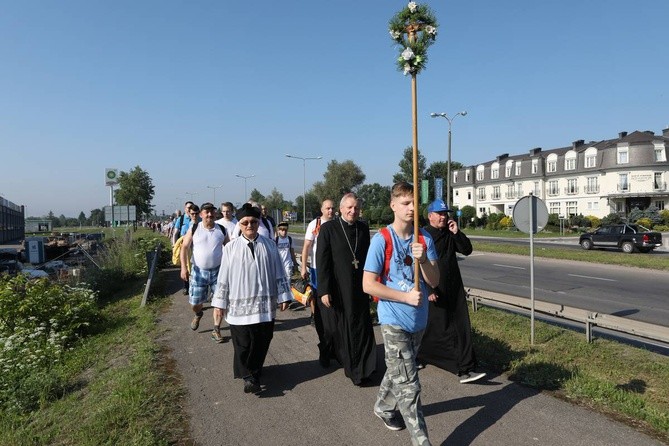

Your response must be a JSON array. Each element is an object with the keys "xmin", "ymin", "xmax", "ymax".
[{"xmin": 389, "ymin": 2, "xmax": 438, "ymax": 75}]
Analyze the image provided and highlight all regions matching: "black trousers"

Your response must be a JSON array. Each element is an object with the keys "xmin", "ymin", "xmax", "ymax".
[{"xmin": 230, "ymin": 321, "xmax": 275, "ymax": 380}]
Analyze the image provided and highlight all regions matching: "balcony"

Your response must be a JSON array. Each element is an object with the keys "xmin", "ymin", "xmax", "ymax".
[
  {"xmin": 491, "ymin": 193, "xmax": 501, "ymax": 200},
  {"xmin": 585, "ymin": 185, "xmax": 600, "ymax": 194},
  {"xmin": 617, "ymin": 184, "xmax": 630, "ymax": 192},
  {"xmin": 564, "ymin": 186, "xmax": 579, "ymax": 195},
  {"xmin": 654, "ymin": 182, "xmax": 667, "ymax": 191},
  {"xmin": 505, "ymin": 191, "xmax": 517, "ymax": 199}
]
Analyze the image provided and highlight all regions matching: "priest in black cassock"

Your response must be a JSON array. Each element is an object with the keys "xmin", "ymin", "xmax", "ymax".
[
  {"xmin": 417, "ymin": 199, "xmax": 486, "ymax": 384},
  {"xmin": 316, "ymin": 192, "xmax": 377, "ymax": 385}
]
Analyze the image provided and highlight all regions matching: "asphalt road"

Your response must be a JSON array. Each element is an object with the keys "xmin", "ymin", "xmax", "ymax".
[{"xmin": 158, "ymin": 269, "xmax": 665, "ymax": 446}]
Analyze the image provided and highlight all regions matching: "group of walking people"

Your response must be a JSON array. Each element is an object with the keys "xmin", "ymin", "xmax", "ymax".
[{"xmin": 176, "ymin": 182, "xmax": 484, "ymax": 446}]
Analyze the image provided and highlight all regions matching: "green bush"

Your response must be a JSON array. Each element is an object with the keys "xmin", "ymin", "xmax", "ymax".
[
  {"xmin": 636, "ymin": 217, "xmax": 653, "ymax": 229},
  {"xmin": 660, "ymin": 210, "xmax": 669, "ymax": 225},
  {"xmin": 585, "ymin": 215, "xmax": 601, "ymax": 229},
  {"xmin": 602, "ymin": 213, "xmax": 623, "ymax": 225},
  {"xmin": 0, "ymin": 275, "xmax": 98, "ymax": 413},
  {"xmin": 654, "ymin": 224, "xmax": 669, "ymax": 232}
]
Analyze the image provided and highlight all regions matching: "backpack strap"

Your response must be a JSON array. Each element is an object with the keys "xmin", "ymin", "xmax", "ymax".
[
  {"xmin": 288, "ymin": 236, "xmax": 292, "ymax": 249},
  {"xmin": 262, "ymin": 217, "xmax": 271, "ymax": 233},
  {"xmin": 312, "ymin": 217, "xmax": 321, "ymax": 237},
  {"xmin": 191, "ymin": 221, "xmax": 198, "ymax": 234},
  {"xmin": 215, "ymin": 223, "xmax": 226, "ymax": 237},
  {"xmin": 372, "ymin": 227, "xmax": 393, "ymax": 303},
  {"xmin": 274, "ymin": 236, "xmax": 279, "ymax": 245}
]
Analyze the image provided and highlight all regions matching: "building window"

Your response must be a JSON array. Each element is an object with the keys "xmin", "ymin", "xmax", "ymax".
[
  {"xmin": 566, "ymin": 201, "xmax": 578, "ymax": 216},
  {"xmin": 615, "ymin": 201, "xmax": 624, "ymax": 213},
  {"xmin": 547, "ymin": 160, "xmax": 557, "ymax": 173},
  {"xmin": 516, "ymin": 182, "xmax": 524, "ymax": 196},
  {"xmin": 654, "ymin": 200, "xmax": 665, "ymax": 210},
  {"xmin": 467, "ymin": 191, "xmax": 471, "ymax": 200},
  {"xmin": 477, "ymin": 187, "xmax": 486, "ymax": 200},
  {"xmin": 586, "ymin": 177, "xmax": 599, "ymax": 194},
  {"xmin": 476, "ymin": 166, "xmax": 484, "ymax": 181},
  {"xmin": 505, "ymin": 166, "xmax": 512, "ymax": 177},
  {"xmin": 617, "ymin": 147, "xmax": 629, "ymax": 164},
  {"xmin": 587, "ymin": 201, "xmax": 600, "ymax": 210},
  {"xmin": 506, "ymin": 184, "xmax": 514, "ymax": 199},
  {"xmin": 548, "ymin": 180, "xmax": 559, "ymax": 196},
  {"xmin": 564, "ymin": 151, "xmax": 576, "ymax": 170},
  {"xmin": 465, "ymin": 170, "xmax": 471, "ymax": 182},
  {"xmin": 492, "ymin": 186, "xmax": 501, "ymax": 200},
  {"xmin": 532, "ymin": 159, "xmax": 538, "ymax": 174},
  {"xmin": 566, "ymin": 179, "xmax": 578, "ymax": 195},
  {"xmin": 453, "ymin": 171, "xmax": 458, "ymax": 183},
  {"xmin": 654, "ymin": 172, "xmax": 664, "ymax": 191},
  {"xmin": 533, "ymin": 181, "xmax": 540, "ymax": 195},
  {"xmin": 618, "ymin": 173, "xmax": 629, "ymax": 192},
  {"xmin": 491, "ymin": 167, "xmax": 499, "ymax": 179},
  {"xmin": 656, "ymin": 148, "xmax": 667, "ymax": 162},
  {"xmin": 479, "ymin": 207, "xmax": 486, "ymax": 215},
  {"xmin": 585, "ymin": 154, "xmax": 596, "ymax": 168},
  {"xmin": 516, "ymin": 162, "xmax": 522, "ymax": 176},
  {"xmin": 549, "ymin": 202, "xmax": 561, "ymax": 215}
]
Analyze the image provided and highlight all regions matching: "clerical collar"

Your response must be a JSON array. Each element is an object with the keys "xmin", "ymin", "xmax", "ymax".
[{"xmin": 340, "ymin": 216, "xmax": 356, "ymax": 226}]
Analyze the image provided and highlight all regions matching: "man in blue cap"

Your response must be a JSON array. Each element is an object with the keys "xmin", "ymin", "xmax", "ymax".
[{"xmin": 417, "ymin": 199, "xmax": 486, "ymax": 383}]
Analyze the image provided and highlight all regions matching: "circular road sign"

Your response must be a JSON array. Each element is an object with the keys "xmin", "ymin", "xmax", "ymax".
[{"xmin": 512, "ymin": 195, "xmax": 549, "ymax": 234}]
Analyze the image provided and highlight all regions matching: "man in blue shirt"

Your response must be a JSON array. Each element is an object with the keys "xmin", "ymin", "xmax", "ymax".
[{"xmin": 363, "ymin": 182, "xmax": 439, "ymax": 446}]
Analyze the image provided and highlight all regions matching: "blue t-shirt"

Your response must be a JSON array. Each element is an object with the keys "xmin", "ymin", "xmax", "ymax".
[
  {"xmin": 176, "ymin": 215, "xmax": 192, "ymax": 237},
  {"xmin": 363, "ymin": 225, "xmax": 437, "ymax": 333}
]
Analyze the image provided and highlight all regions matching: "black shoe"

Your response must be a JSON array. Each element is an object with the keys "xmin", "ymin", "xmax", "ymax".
[
  {"xmin": 182, "ymin": 289, "xmax": 189, "ymax": 295},
  {"xmin": 243, "ymin": 378, "xmax": 261, "ymax": 394},
  {"xmin": 374, "ymin": 411, "xmax": 405, "ymax": 431},
  {"xmin": 416, "ymin": 361, "xmax": 426, "ymax": 370}
]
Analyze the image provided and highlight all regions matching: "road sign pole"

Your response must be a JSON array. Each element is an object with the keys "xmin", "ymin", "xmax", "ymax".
[{"xmin": 529, "ymin": 192, "xmax": 535, "ymax": 346}]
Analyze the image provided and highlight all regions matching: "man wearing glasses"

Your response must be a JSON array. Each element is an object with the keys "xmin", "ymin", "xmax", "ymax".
[{"xmin": 212, "ymin": 203, "xmax": 292, "ymax": 394}]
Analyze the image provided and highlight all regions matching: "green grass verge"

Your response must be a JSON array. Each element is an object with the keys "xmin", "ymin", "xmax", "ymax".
[
  {"xmin": 0, "ymin": 276, "xmax": 189, "ymax": 446},
  {"xmin": 471, "ymin": 306, "xmax": 669, "ymax": 442},
  {"xmin": 471, "ymin": 240, "xmax": 669, "ymax": 271}
]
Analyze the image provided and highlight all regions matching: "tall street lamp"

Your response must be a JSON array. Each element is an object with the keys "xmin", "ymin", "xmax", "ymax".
[
  {"xmin": 184, "ymin": 191, "xmax": 197, "ymax": 203},
  {"xmin": 235, "ymin": 174, "xmax": 255, "ymax": 203},
  {"xmin": 285, "ymin": 154, "xmax": 322, "ymax": 230},
  {"xmin": 206, "ymin": 184, "xmax": 223, "ymax": 206},
  {"xmin": 430, "ymin": 111, "xmax": 467, "ymax": 208}
]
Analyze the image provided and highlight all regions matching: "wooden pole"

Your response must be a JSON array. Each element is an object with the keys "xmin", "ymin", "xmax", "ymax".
[{"xmin": 411, "ymin": 72, "xmax": 420, "ymax": 291}]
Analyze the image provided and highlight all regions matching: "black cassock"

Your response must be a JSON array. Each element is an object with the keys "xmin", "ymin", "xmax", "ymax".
[
  {"xmin": 316, "ymin": 218, "xmax": 376, "ymax": 385},
  {"xmin": 417, "ymin": 224, "xmax": 477, "ymax": 375}
]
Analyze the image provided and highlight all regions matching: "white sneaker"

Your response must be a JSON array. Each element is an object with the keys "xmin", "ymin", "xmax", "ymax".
[{"xmin": 459, "ymin": 372, "xmax": 486, "ymax": 384}]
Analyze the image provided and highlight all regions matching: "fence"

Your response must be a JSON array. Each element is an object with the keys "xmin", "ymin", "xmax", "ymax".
[{"xmin": 467, "ymin": 287, "xmax": 669, "ymax": 344}]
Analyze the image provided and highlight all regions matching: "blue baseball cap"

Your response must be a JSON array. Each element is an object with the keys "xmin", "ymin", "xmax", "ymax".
[{"xmin": 427, "ymin": 199, "xmax": 452, "ymax": 213}]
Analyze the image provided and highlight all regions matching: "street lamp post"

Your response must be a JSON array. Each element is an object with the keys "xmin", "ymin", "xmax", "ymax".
[
  {"xmin": 206, "ymin": 184, "xmax": 223, "ymax": 206},
  {"xmin": 235, "ymin": 174, "xmax": 255, "ymax": 203},
  {"xmin": 285, "ymin": 154, "xmax": 323, "ymax": 230},
  {"xmin": 430, "ymin": 111, "xmax": 467, "ymax": 208}
]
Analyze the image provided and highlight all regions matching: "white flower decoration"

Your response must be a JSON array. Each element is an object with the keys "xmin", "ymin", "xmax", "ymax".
[
  {"xmin": 425, "ymin": 25, "xmax": 436, "ymax": 36},
  {"xmin": 389, "ymin": 29, "xmax": 401, "ymax": 40},
  {"xmin": 408, "ymin": 2, "xmax": 418, "ymax": 13},
  {"xmin": 401, "ymin": 47, "xmax": 415, "ymax": 61},
  {"xmin": 403, "ymin": 64, "xmax": 412, "ymax": 75}
]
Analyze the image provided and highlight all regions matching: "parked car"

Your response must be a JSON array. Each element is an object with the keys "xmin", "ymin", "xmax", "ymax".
[{"xmin": 579, "ymin": 224, "xmax": 662, "ymax": 253}]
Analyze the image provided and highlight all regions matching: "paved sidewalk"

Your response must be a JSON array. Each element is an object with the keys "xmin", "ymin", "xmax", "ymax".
[{"xmin": 157, "ymin": 270, "xmax": 665, "ymax": 446}]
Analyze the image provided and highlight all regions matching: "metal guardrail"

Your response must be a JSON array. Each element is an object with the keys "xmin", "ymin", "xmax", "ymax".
[{"xmin": 467, "ymin": 287, "xmax": 669, "ymax": 344}]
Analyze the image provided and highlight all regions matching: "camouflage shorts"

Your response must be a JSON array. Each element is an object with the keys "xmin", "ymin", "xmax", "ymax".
[{"xmin": 375, "ymin": 325, "xmax": 430, "ymax": 446}]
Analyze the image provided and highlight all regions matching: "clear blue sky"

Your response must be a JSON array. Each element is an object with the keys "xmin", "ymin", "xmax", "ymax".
[{"xmin": 1, "ymin": 0, "xmax": 667, "ymax": 217}]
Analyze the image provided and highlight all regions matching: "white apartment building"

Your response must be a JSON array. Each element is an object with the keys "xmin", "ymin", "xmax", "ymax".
[{"xmin": 451, "ymin": 128, "xmax": 669, "ymax": 219}]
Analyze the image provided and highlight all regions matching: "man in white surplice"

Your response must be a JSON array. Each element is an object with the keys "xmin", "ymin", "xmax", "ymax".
[{"xmin": 212, "ymin": 203, "xmax": 292, "ymax": 394}]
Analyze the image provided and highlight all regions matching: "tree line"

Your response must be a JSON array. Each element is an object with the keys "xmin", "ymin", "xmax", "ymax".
[{"xmin": 35, "ymin": 150, "xmax": 461, "ymax": 226}]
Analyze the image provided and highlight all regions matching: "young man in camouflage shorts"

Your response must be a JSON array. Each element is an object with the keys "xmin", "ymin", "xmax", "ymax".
[{"xmin": 362, "ymin": 182, "xmax": 440, "ymax": 446}]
